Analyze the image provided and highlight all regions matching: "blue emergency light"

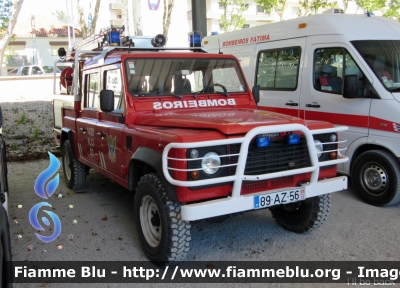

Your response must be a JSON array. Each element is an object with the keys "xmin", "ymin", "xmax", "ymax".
[
  {"xmin": 256, "ymin": 136, "xmax": 270, "ymax": 148},
  {"xmin": 189, "ymin": 31, "xmax": 201, "ymax": 47},
  {"xmin": 287, "ymin": 134, "xmax": 300, "ymax": 145},
  {"xmin": 108, "ymin": 30, "xmax": 120, "ymax": 45}
]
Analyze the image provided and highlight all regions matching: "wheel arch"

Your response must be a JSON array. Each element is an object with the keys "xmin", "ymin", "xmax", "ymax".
[
  {"xmin": 129, "ymin": 147, "xmax": 178, "ymax": 202},
  {"xmin": 350, "ymin": 144, "xmax": 400, "ymax": 174},
  {"xmin": 60, "ymin": 128, "xmax": 75, "ymax": 157}
]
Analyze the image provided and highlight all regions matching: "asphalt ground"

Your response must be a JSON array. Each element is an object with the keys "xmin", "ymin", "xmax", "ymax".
[{"xmin": 6, "ymin": 158, "xmax": 400, "ymax": 288}]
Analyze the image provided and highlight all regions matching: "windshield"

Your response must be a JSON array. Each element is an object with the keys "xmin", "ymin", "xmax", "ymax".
[
  {"xmin": 124, "ymin": 58, "xmax": 247, "ymax": 96},
  {"xmin": 352, "ymin": 40, "xmax": 400, "ymax": 91}
]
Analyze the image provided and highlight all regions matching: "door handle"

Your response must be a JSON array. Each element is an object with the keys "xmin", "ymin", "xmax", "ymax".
[
  {"xmin": 285, "ymin": 101, "xmax": 299, "ymax": 106},
  {"xmin": 79, "ymin": 127, "xmax": 87, "ymax": 133},
  {"xmin": 306, "ymin": 103, "xmax": 321, "ymax": 108}
]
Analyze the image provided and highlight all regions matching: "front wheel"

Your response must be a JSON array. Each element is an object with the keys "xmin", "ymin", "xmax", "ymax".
[
  {"xmin": 62, "ymin": 140, "xmax": 86, "ymax": 190},
  {"xmin": 270, "ymin": 194, "xmax": 331, "ymax": 233},
  {"xmin": 352, "ymin": 150, "xmax": 400, "ymax": 206},
  {"xmin": 134, "ymin": 173, "xmax": 191, "ymax": 263}
]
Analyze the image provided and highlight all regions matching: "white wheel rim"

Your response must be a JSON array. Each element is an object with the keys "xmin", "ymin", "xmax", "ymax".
[{"xmin": 140, "ymin": 195, "xmax": 161, "ymax": 247}]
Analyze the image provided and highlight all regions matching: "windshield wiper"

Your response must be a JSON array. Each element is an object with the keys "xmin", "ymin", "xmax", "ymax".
[
  {"xmin": 215, "ymin": 91, "xmax": 229, "ymax": 97},
  {"xmin": 136, "ymin": 91, "xmax": 183, "ymax": 99},
  {"xmin": 164, "ymin": 92, "xmax": 183, "ymax": 99},
  {"xmin": 197, "ymin": 83, "xmax": 229, "ymax": 97}
]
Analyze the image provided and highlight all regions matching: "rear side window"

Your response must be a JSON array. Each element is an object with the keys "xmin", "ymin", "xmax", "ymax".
[
  {"xmin": 256, "ymin": 47, "xmax": 301, "ymax": 90},
  {"xmin": 85, "ymin": 73, "xmax": 100, "ymax": 108}
]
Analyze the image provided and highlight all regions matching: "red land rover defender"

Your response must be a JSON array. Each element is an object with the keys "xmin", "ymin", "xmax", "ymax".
[{"xmin": 53, "ymin": 27, "xmax": 348, "ymax": 263}]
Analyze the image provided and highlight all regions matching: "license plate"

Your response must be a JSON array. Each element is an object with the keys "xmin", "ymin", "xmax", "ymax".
[{"xmin": 254, "ymin": 188, "xmax": 306, "ymax": 209}]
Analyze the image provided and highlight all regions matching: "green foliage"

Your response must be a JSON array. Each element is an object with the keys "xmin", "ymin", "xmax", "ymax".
[
  {"xmin": 219, "ymin": 0, "xmax": 249, "ymax": 32},
  {"xmin": 32, "ymin": 127, "xmax": 40, "ymax": 140},
  {"xmin": 355, "ymin": 0, "xmax": 386, "ymax": 13},
  {"xmin": 298, "ymin": 0, "xmax": 337, "ymax": 16},
  {"xmin": 0, "ymin": 0, "xmax": 12, "ymax": 37},
  {"xmin": 17, "ymin": 112, "xmax": 26, "ymax": 125},
  {"xmin": 384, "ymin": 0, "xmax": 400, "ymax": 21},
  {"xmin": 256, "ymin": 0, "xmax": 287, "ymax": 21},
  {"xmin": 53, "ymin": 11, "xmax": 69, "ymax": 23},
  {"xmin": 11, "ymin": 143, "xmax": 18, "ymax": 150},
  {"xmin": 256, "ymin": 0, "xmax": 279, "ymax": 14}
]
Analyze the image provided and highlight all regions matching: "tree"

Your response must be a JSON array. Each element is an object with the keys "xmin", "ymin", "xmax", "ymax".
[
  {"xmin": 341, "ymin": 0, "xmax": 352, "ymax": 13},
  {"xmin": 163, "ymin": 0, "xmax": 175, "ymax": 44},
  {"xmin": 0, "ymin": 0, "xmax": 12, "ymax": 37},
  {"xmin": 0, "ymin": 0, "xmax": 24, "ymax": 76},
  {"xmin": 219, "ymin": 0, "xmax": 249, "ymax": 32},
  {"xmin": 256, "ymin": 0, "xmax": 287, "ymax": 21},
  {"xmin": 256, "ymin": 0, "xmax": 278, "ymax": 15},
  {"xmin": 384, "ymin": 0, "xmax": 400, "ymax": 21},
  {"xmin": 298, "ymin": 0, "xmax": 337, "ymax": 17},
  {"xmin": 77, "ymin": 0, "xmax": 101, "ymax": 39},
  {"xmin": 275, "ymin": 0, "xmax": 288, "ymax": 21},
  {"xmin": 355, "ymin": 0, "xmax": 386, "ymax": 13},
  {"xmin": 52, "ymin": 10, "xmax": 69, "ymax": 23}
]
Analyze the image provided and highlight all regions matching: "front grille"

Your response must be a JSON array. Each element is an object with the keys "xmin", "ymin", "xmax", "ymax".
[{"xmin": 230, "ymin": 137, "xmax": 311, "ymax": 175}]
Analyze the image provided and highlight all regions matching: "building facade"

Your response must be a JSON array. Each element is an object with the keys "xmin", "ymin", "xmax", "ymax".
[{"xmin": 2, "ymin": 15, "xmax": 82, "ymax": 75}]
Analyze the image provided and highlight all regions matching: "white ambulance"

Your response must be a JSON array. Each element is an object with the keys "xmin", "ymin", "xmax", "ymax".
[{"xmin": 202, "ymin": 13, "xmax": 400, "ymax": 206}]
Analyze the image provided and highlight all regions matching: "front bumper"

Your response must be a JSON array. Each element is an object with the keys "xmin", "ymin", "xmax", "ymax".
[
  {"xmin": 181, "ymin": 175, "xmax": 347, "ymax": 221},
  {"xmin": 162, "ymin": 124, "xmax": 349, "ymax": 221}
]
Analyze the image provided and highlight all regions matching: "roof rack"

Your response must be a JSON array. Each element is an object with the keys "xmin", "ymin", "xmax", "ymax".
[
  {"xmin": 67, "ymin": 25, "xmax": 206, "ymax": 57},
  {"xmin": 54, "ymin": 26, "xmax": 208, "ymax": 97}
]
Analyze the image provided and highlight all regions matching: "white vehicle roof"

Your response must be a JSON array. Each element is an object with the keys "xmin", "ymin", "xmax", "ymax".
[{"xmin": 202, "ymin": 14, "xmax": 400, "ymax": 50}]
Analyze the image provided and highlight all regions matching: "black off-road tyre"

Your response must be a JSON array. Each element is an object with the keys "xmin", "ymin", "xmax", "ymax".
[
  {"xmin": 270, "ymin": 194, "xmax": 331, "ymax": 233},
  {"xmin": 62, "ymin": 140, "xmax": 86, "ymax": 190},
  {"xmin": 134, "ymin": 173, "xmax": 191, "ymax": 263},
  {"xmin": 352, "ymin": 150, "xmax": 400, "ymax": 206}
]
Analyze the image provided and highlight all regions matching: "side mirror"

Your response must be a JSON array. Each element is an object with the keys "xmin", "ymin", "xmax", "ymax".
[
  {"xmin": 100, "ymin": 90, "xmax": 114, "ymax": 112},
  {"xmin": 252, "ymin": 85, "xmax": 260, "ymax": 104},
  {"xmin": 343, "ymin": 75, "xmax": 359, "ymax": 99}
]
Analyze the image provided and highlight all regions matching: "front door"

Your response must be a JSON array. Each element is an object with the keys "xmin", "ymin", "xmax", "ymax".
[
  {"xmin": 302, "ymin": 42, "xmax": 372, "ymax": 170},
  {"xmin": 95, "ymin": 67, "xmax": 126, "ymax": 180}
]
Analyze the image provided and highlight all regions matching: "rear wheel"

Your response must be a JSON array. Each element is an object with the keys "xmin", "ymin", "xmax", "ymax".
[
  {"xmin": 352, "ymin": 150, "xmax": 400, "ymax": 206},
  {"xmin": 270, "ymin": 194, "xmax": 331, "ymax": 233},
  {"xmin": 62, "ymin": 140, "xmax": 86, "ymax": 190},
  {"xmin": 134, "ymin": 173, "xmax": 191, "ymax": 263}
]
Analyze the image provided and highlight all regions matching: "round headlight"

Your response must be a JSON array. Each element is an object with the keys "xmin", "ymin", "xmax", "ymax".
[
  {"xmin": 314, "ymin": 140, "xmax": 323, "ymax": 158},
  {"xmin": 201, "ymin": 152, "xmax": 221, "ymax": 174},
  {"xmin": 329, "ymin": 133, "xmax": 337, "ymax": 142}
]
